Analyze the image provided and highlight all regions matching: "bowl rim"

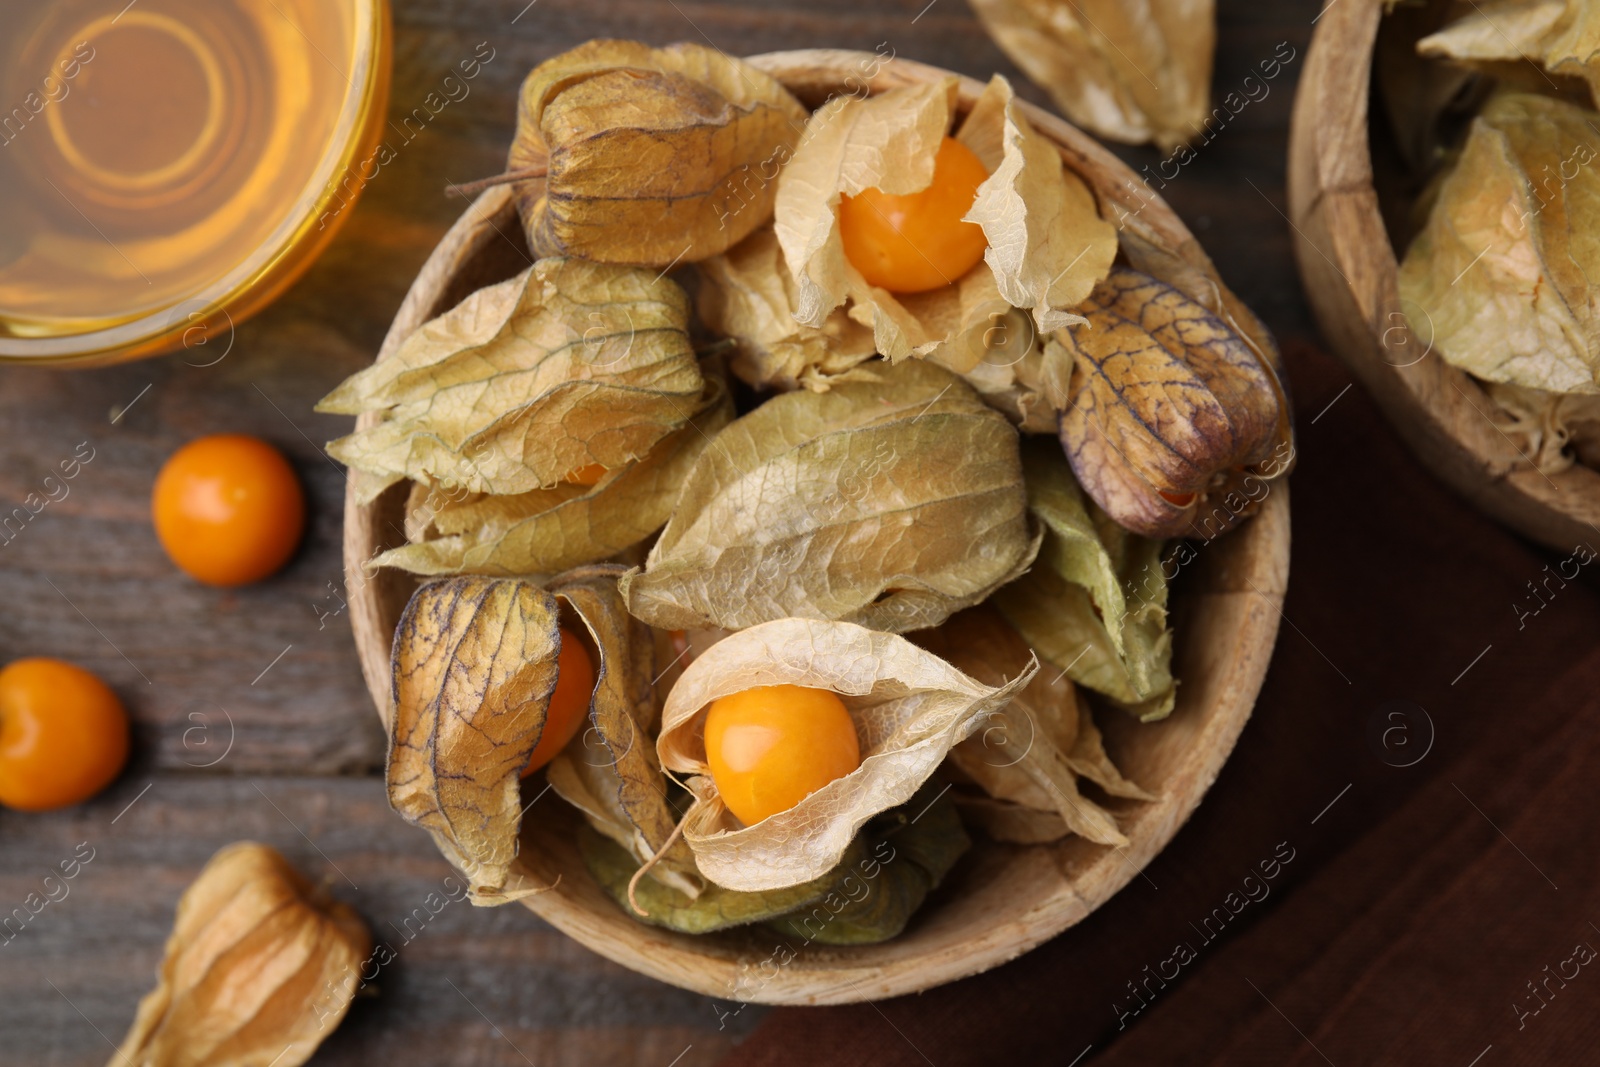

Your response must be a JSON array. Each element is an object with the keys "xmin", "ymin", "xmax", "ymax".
[
  {"xmin": 1286, "ymin": 0, "xmax": 1600, "ymax": 553},
  {"xmin": 342, "ymin": 47, "xmax": 1291, "ymax": 1006},
  {"xmin": 0, "ymin": 0, "xmax": 392, "ymax": 368}
]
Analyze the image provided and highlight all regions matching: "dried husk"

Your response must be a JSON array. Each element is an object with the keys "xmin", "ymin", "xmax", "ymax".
[
  {"xmin": 388, "ymin": 576, "xmax": 561, "ymax": 903},
  {"xmin": 1418, "ymin": 0, "xmax": 1600, "ymax": 103},
  {"xmin": 696, "ymin": 224, "xmax": 879, "ymax": 392},
  {"xmin": 762, "ymin": 785, "xmax": 969, "ymax": 944},
  {"xmin": 654, "ymin": 617, "xmax": 1033, "ymax": 892},
  {"xmin": 967, "ymin": 0, "xmax": 1216, "ymax": 151},
  {"xmin": 952, "ymin": 699, "xmax": 1151, "ymax": 844},
  {"xmin": 1069, "ymin": 697, "xmax": 1155, "ymax": 798},
  {"xmin": 994, "ymin": 439, "xmax": 1177, "ymax": 720},
  {"xmin": 376, "ymin": 375, "xmax": 733, "ymax": 577},
  {"xmin": 951, "ymin": 794, "xmax": 1070, "ymax": 844},
  {"xmin": 1482, "ymin": 379, "xmax": 1600, "ymax": 473},
  {"xmin": 319, "ymin": 257, "xmax": 704, "ymax": 502},
  {"xmin": 388, "ymin": 567, "xmax": 691, "ymax": 902},
  {"xmin": 1109, "ymin": 229, "xmax": 1297, "ymax": 499},
  {"xmin": 544, "ymin": 566, "xmax": 701, "ymax": 895},
  {"xmin": 1398, "ymin": 92, "xmax": 1600, "ymax": 395},
  {"xmin": 772, "ymin": 74, "xmax": 1117, "ymax": 366},
  {"xmin": 959, "ymin": 75, "xmax": 1120, "ymax": 332},
  {"xmin": 951, "ymin": 329, "xmax": 1061, "ymax": 434},
  {"xmin": 619, "ymin": 359, "xmax": 1041, "ymax": 634},
  {"xmin": 582, "ymin": 783, "xmax": 968, "ymax": 943},
  {"xmin": 506, "ymin": 40, "xmax": 807, "ymax": 266},
  {"xmin": 958, "ymin": 241, "xmax": 1258, "ymax": 444},
  {"xmin": 109, "ymin": 842, "xmax": 370, "ymax": 1067},
  {"xmin": 1116, "ymin": 224, "xmax": 1292, "ymax": 392},
  {"xmin": 1545, "ymin": 0, "xmax": 1600, "ymax": 98},
  {"xmin": 1055, "ymin": 267, "xmax": 1285, "ymax": 538},
  {"xmin": 917, "ymin": 606, "xmax": 1151, "ymax": 846}
]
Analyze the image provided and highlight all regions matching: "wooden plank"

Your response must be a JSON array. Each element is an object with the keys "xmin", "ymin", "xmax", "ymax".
[
  {"xmin": 0, "ymin": 776, "xmax": 758, "ymax": 1066},
  {"xmin": 0, "ymin": 350, "xmax": 389, "ymax": 775}
]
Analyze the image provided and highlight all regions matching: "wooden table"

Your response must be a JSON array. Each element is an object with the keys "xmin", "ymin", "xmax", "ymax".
[{"xmin": 0, "ymin": 1, "xmax": 1320, "ymax": 1063}]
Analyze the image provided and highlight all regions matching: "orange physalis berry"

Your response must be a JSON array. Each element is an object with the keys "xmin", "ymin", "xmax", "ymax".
[
  {"xmin": 839, "ymin": 136, "xmax": 989, "ymax": 294},
  {"xmin": 703, "ymin": 684, "xmax": 861, "ymax": 825}
]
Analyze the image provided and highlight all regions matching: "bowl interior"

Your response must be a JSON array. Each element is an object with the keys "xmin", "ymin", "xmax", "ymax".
[
  {"xmin": 345, "ymin": 50, "xmax": 1290, "ymax": 1006},
  {"xmin": 1365, "ymin": 0, "xmax": 1541, "ymax": 262}
]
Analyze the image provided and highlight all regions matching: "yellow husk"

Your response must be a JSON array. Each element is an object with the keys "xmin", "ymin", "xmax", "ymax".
[
  {"xmin": 109, "ymin": 842, "xmax": 370, "ymax": 1067},
  {"xmin": 770, "ymin": 74, "xmax": 1115, "ymax": 366},
  {"xmin": 1419, "ymin": 0, "xmax": 1600, "ymax": 103},
  {"xmin": 967, "ymin": 0, "xmax": 1216, "ymax": 151},
  {"xmin": 696, "ymin": 224, "xmax": 879, "ymax": 391},
  {"xmin": 318, "ymin": 257, "xmax": 704, "ymax": 502},
  {"xmin": 656, "ymin": 617, "xmax": 1034, "ymax": 891},
  {"xmin": 387, "ymin": 567, "xmax": 695, "ymax": 902},
  {"xmin": 1398, "ymin": 92, "xmax": 1600, "ymax": 395},
  {"xmin": 377, "ymin": 376, "xmax": 732, "ymax": 577},
  {"xmin": 619, "ymin": 359, "xmax": 1040, "ymax": 634},
  {"xmin": 507, "ymin": 40, "xmax": 808, "ymax": 266},
  {"xmin": 919, "ymin": 606, "xmax": 1151, "ymax": 847}
]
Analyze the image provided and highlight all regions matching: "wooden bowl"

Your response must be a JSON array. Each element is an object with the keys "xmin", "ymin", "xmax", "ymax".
[
  {"xmin": 344, "ymin": 49, "xmax": 1291, "ymax": 1006},
  {"xmin": 1288, "ymin": 0, "xmax": 1600, "ymax": 551}
]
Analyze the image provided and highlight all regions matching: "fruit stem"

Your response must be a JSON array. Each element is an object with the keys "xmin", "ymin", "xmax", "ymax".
[
  {"xmin": 626, "ymin": 814, "xmax": 688, "ymax": 917},
  {"xmin": 444, "ymin": 165, "xmax": 549, "ymax": 199}
]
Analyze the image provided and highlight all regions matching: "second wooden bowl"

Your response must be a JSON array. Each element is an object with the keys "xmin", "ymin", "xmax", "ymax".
[
  {"xmin": 1289, "ymin": 0, "xmax": 1600, "ymax": 552},
  {"xmin": 343, "ymin": 49, "xmax": 1290, "ymax": 1006}
]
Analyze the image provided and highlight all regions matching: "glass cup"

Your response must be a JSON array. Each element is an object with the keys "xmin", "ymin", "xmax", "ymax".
[{"xmin": 0, "ymin": 0, "xmax": 391, "ymax": 366}]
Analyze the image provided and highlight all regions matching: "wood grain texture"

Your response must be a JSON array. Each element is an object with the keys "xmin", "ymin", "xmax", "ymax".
[
  {"xmin": 0, "ymin": 0, "xmax": 1319, "ymax": 1061},
  {"xmin": 0, "ymin": 776, "xmax": 752, "ymax": 1066},
  {"xmin": 344, "ymin": 51, "xmax": 1290, "ymax": 1007},
  {"xmin": 1287, "ymin": 0, "xmax": 1600, "ymax": 553}
]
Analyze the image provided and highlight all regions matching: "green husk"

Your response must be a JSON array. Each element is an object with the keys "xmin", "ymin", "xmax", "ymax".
[
  {"xmin": 582, "ymin": 784, "xmax": 969, "ymax": 944},
  {"xmin": 995, "ymin": 439, "xmax": 1175, "ymax": 720}
]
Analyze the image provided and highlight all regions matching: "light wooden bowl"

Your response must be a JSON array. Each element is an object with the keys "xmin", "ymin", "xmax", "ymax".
[
  {"xmin": 344, "ymin": 50, "xmax": 1290, "ymax": 1006},
  {"xmin": 1289, "ymin": 0, "xmax": 1600, "ymax": 551}
]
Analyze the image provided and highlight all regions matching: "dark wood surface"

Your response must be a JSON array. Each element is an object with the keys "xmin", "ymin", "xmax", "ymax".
[{"xmin": 0, "ymin": 1, "xmax": 1321, "ymax": 1063}]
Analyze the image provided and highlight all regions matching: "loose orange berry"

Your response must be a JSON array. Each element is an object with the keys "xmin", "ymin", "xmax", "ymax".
[
  {"xmin": 0, "ymin": 658, "xmax": 129, "ymax": 812},
  {"xmin": 152, "ymin": 434, "xmax": 305, "ymax": 586},
  {"xmin": 704, "ymin": 684, "xmax": 861, "ymax": 826},
  {"xmin": 839, "ymin": 136, "xmax": 990, "ymax": 294}
]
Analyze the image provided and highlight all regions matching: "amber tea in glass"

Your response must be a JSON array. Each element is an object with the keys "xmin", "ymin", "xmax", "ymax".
[{"xmin": 0, "ymin": 0, "xmax": 389, "ymax": 365}]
